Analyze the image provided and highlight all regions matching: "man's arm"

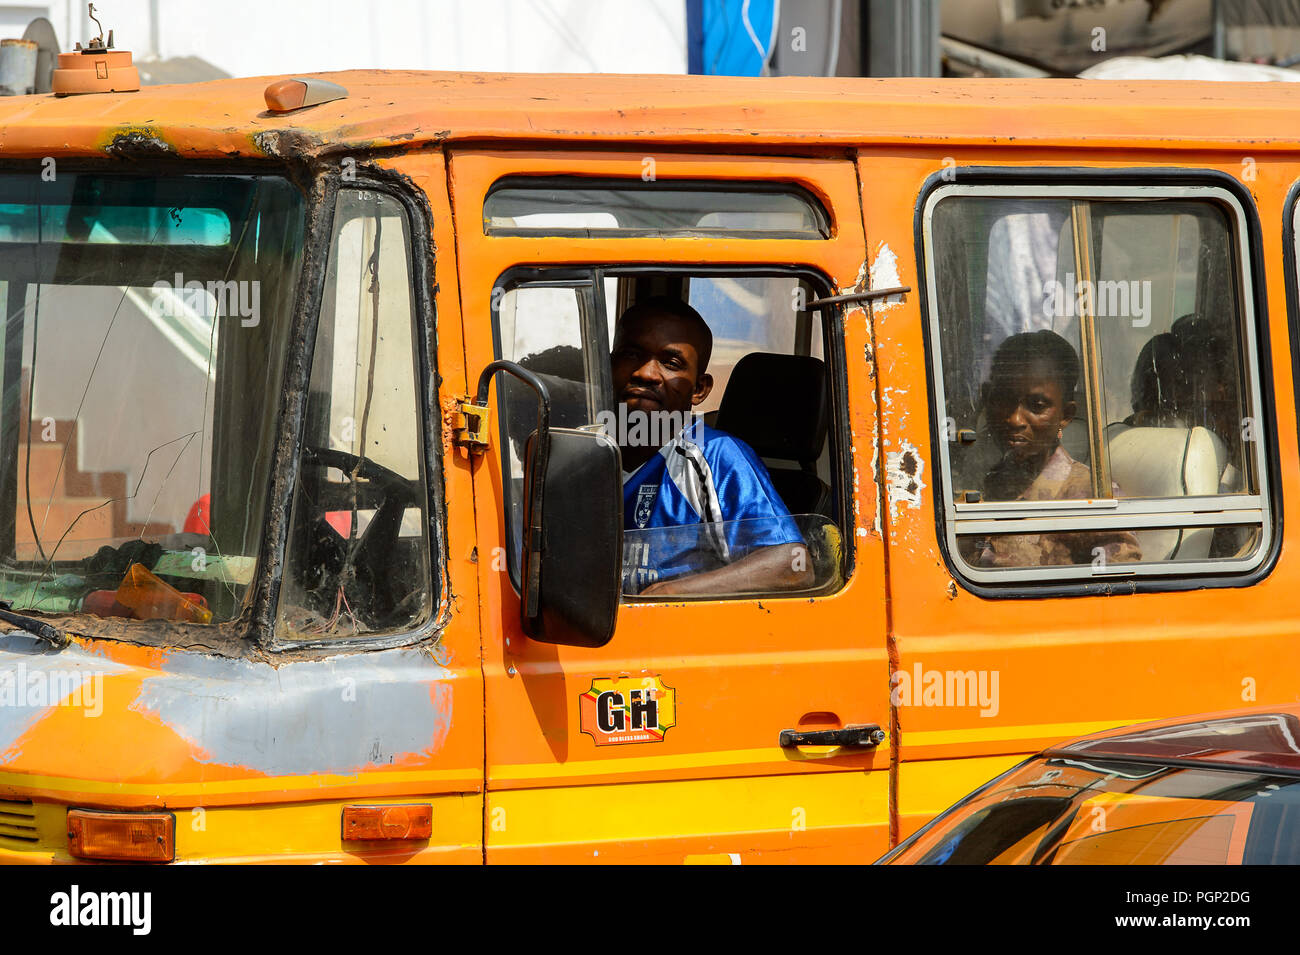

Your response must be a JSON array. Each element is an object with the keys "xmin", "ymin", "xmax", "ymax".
[{"xmin": 637, "ymin": 541, "xmax": 813, "ymax": 598}]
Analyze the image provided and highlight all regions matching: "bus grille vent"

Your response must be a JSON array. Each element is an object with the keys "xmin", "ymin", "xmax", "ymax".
[{"xmin": 0, "ymin": 799, "xmax": 40, "ymax": 846}]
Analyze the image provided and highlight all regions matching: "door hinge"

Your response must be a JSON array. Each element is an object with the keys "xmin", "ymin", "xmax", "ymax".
[{"xmin": 453, "ymin": 398, "xmax": 491, "ymax": 452}]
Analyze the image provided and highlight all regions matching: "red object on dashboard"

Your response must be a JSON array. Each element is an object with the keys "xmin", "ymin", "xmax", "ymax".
[{"xmin": 183, "ymin": 494, "xmax": 211, "ymax": 535}]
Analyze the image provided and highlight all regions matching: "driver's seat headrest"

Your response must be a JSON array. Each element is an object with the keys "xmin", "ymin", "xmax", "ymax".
[{"xmin": 715, "ymin": 352, "xmax": 827, "ymax": 464}]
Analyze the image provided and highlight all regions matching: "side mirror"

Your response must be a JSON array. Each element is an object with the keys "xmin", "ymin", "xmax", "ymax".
[
  {"xmin": 472, "ymin": 361, "xmax": 622, "ymax": 648},
  {"xmin": 521, "ymin": 427, "xmax": 622, "ymax": 647}
]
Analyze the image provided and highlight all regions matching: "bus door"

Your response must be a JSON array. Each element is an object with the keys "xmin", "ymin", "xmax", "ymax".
[{"xmin": 451, "ymin": 149, "xmax": 892, "ymax": 863}]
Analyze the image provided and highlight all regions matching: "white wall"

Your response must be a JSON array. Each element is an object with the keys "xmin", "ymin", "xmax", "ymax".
[{"xmin": 14, "ymin": 0, "xmax": 685, "ymax": 76}]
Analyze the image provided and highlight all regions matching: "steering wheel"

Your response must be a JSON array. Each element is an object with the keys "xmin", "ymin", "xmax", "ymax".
[{"xmin": 299, "ymin": 446, "xmax": 422, "ymax": 626}]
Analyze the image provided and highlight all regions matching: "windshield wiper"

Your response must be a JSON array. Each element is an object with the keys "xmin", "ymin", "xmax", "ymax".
[{"xmin": 0, "ymin": 601, "xmax": 69, "ymax": 649}]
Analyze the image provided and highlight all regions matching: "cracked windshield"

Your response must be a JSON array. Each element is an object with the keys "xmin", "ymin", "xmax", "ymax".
[{"xmin": 0, "ymin": 173, "xmax": 305, "ymax": 627}]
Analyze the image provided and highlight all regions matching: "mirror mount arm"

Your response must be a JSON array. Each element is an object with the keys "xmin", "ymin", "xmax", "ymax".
[
  {"xmin": 465, "ymin": 360, "xmax": 552, "ymax": 619},
  {"xmin": 455, "ymin": 359, "xmax": 552, "ymax": 452},
  {"xmin": 472, "ymin": 360, "xmax": 552, "ymax": 421}
]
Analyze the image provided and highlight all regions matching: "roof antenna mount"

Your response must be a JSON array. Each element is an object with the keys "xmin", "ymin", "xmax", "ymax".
[
  {"xmin": 74, "ymin": 4, "xmax": 113, "ymax": 53},
  {"xmin": 55, "ymin": 2, "xmax": 138, "ymax": 95}
]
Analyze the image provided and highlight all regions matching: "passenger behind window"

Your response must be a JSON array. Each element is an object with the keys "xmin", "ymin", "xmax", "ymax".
[
  {"xmin": 1123, "ymin": 332, "xmax": 1187, "ymax": 428},
  {"xmin": 1106, "ymin": 330, "xmax": 1229, "ymax": 560},
  {"xmin": 1172, "ymin": 314, "xmax": 1245, "ymax": 493},
  {"xmin": 611, "ymin": 297, "xmax": 812, "ymax": 597},
  {"xmin": 1105, "ymin": 317, "xmax": 1254, "ymax": 560},
  {"xmin": 1110, "ymin": 316, "xmax": 1243, "ymax": 494},
  {"xmin": 966, "ymin": 330, "xmax": 1141, "ymax": 568}
]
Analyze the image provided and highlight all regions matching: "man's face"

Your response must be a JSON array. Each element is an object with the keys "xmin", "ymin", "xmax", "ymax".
[
  {"xmin": 987, "ymin": 357, "xmax": 1075, "ymax": 465},
  {"xmin": 610, "ymin": 312, "xmax": 712, "ymax": 418}
]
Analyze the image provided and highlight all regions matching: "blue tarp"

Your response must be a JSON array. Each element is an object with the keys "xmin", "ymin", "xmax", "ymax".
[{"xmin": 687, "ymin": 0, "xmax": 776, "ymax": 76}]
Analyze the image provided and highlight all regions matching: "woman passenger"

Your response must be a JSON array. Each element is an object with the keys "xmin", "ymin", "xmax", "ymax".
[{"xmin": 968, "ymin": 330, "xmax": 1141, "ymax": 568}]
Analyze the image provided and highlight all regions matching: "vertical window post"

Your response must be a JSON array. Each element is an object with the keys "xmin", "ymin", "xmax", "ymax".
[{"xmin": 1070, "ymin": 200, "xmax": 1112, "ymax": 498}]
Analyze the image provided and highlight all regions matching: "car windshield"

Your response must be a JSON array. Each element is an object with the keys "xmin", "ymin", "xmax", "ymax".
[
  {"xmin": 882, "ymin": 755, "xmax": 1300, "ymax": 865},
  {"xmin": 0, "ymin": 172, "xmax": 306, "ymax": 630}
]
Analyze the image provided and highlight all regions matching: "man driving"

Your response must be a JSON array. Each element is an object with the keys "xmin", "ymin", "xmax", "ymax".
[{"xmin": 611, "ymin": 296, "xmax": 812, "ymax": 597}]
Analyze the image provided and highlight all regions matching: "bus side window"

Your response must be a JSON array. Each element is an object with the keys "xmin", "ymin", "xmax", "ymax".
[{"xmin": 926, "ymin": 188, "xmax": 1270, "ymax": 584}]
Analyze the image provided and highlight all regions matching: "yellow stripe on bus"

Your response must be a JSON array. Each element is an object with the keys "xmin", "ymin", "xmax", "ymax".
[{"xmin": 488, "ymin": 770, "xmax": 890, "ymax": 847}]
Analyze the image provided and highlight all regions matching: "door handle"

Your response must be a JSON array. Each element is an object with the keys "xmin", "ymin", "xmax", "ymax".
[{"xmin": 779, "ymin": 723, "xmax": 886, "ymax": 748}]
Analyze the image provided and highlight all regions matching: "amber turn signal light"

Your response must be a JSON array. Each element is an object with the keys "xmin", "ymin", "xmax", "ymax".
[
  {"xmin": 264, "ymin": 77, "xmax": 348, "ymax": 113},
  {"xmin": 67, "ymin": 809, "xmax": 175, "ymax": 863},
  {"xmin": 342, "ymin": 804, "xmax": 432, "ymax": 841}
]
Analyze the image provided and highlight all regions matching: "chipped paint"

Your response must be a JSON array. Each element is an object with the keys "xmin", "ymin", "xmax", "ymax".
[
  {"xmin": 252, "ymin": 127, "xmax": 325, "ymax": 160},
  {"xmin": 885, "ymin": 439, "xmax": 927, "ymax": 522},
  {"xmin": 869, "ymin": 242, "xmax": 905, "ymax": 311},
  {"xmin": 440, "ymin": 393, "xmax": 463, "ymax": 456},
  {"xmin": 129, "ymin": 647, "xmax": 453, "ymax": 776},
  {"xmin": 0, "ymin": 635, "xmax": 455, "ymax": 779},
  {"xmin": 850, "ymin": 259, "xmax": 869, "ymax": 293},
  {"xmin": 849, "ymin": 436, "xmax": 865, "ymax": 538},
  {"xmin": 98, "ymin": 125, "xmax": 175, "ymax": 159}
]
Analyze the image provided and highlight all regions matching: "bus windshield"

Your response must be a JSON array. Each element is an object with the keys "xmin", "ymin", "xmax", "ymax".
[{"xmin": 0, "ymin": 172, "xmax": 306, "ymax": 630}]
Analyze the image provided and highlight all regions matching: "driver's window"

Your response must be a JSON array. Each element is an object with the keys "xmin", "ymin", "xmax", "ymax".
[
  {"xmin": 277, "ymin": 189, "xmax": 432, "ymax": 641},
  {"xmin": 494, "ymin": 268, "xmax": 846, "ymax": 602}
]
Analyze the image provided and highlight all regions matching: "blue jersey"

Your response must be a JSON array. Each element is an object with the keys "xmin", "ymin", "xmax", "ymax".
[{"xmin": 622, "ymin": 418, "xmax": 802, "ymax": 591}]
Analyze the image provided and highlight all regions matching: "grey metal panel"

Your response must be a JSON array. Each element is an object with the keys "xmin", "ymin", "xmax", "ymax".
[
  {"xmin": 771, "ymin": 0, "xmax": 842, "ymax": 77},
  {"xmin": 867, "ymin": 0, "xmax": 940, "ymax": 77}
]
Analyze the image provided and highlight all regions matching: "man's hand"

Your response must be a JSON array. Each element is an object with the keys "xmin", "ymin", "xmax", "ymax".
[{"xmin": 635, "ymin": 542, "xmax": 814, "ymax": 598}]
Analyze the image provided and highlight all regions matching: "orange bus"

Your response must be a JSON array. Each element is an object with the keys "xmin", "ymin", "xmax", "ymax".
[{"xmin": 0, "ymin": 65, "xmax": 1297, "ymax": 863}]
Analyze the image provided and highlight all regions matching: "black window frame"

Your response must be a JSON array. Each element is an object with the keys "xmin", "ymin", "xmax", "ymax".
[{"xmin": 267, "ymin": 170, "xmax": 450, "ymax": 653}]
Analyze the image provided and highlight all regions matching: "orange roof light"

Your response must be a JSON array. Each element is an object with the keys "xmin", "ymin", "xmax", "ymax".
[
  {"xmin": 67, "ymin": 809, "xmax": 175, "ymax": 863},
  {"xmin": 264, "ymin": 77, "xmax": 348, "ymax": 114},
  {"xmin": 342, "ymin": 804, "xmax": 432, "ymax": 841},
  {"xmin": 51, "ymin": 4, "xmax": 138, "ymax": 97}
]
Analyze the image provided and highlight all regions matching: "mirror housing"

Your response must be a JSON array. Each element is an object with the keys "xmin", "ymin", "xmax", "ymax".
[
  {"xmin": 472, "ymin": 360, "xmax": 622, "ymax": 648},
  {"xmin": 521, "ymin": 427, "xmax": 622, "ymax": 647}
]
